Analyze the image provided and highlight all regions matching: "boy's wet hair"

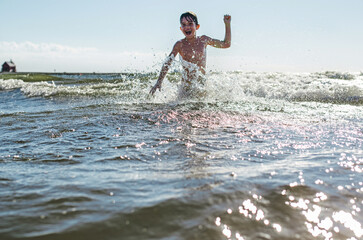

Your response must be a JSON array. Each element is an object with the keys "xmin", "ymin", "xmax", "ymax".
[{"xmin": 180, "ymin": 11, "xmax": 199, "ymax": 26}]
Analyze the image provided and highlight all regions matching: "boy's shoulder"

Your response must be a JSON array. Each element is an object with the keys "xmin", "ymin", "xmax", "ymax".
[
  {"xmin": 173, "ymin": 40, "xmax": 183, "ymax": 49},
  {"xmin": 200, "ymin": 35, "xmax": 212, "ymax": 42}
]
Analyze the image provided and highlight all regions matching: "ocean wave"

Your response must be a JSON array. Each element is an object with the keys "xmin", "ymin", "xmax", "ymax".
[
  {"xmin": 0, "ymin": 78, "xmax": 148, "ymax": 98},
  {"xmin": 1, "ymin": 71, "xmax": 362, "ymax": 105},
  {"xmin": 204, "ymin": 72, "xmax": 363, "ymax": 105},
  {"xmin": 313, "ymin": 71, "xmax": 357, "ymax": 80}
]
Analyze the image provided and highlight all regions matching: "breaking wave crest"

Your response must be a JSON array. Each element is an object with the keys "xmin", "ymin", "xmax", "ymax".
[
  {"xmin": 204, "ymin": 72, "xmax": 363, "ymax": 105},
  {"xmin": 1, "ymin": 71, "xmax": 362, "ymax": 105}
]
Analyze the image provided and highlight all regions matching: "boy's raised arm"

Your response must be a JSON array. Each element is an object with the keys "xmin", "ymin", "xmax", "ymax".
[
  {"xmin": 207, "ymin": 15, "xmax": 231, "ymax": 48},
  {"xmin": 149, "ymin": 42, "xmax": 180, "ymax": 95}
]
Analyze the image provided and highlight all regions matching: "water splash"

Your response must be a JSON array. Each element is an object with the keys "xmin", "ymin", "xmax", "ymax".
[{"xmin": 1, "ymin": 71, "xmax": 362, "ymax": 105}]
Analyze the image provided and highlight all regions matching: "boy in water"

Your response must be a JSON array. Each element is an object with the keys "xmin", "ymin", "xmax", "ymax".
[{"xmin": 150, "ymin": 11, "xmax": 231, "ymax": 96}]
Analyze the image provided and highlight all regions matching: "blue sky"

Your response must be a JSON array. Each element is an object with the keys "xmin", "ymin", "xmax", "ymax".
[{"xmin": 1, "ymin": 0, "xmax": 362, "ymax": 72}]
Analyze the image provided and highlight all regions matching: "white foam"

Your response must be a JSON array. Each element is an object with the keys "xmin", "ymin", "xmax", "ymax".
[
  {"xmin": 0, "ymin": 79, "xmax": 25, "ymax": 90},
  {"xmin": 1, "ymin": 71, "xmax": 362, "ymax": 105}
]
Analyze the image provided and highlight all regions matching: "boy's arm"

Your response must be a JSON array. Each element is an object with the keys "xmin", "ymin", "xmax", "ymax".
[
  {"xmin": 149, "ymin": 42, "xmax": 180, "ymax": 95},
  {"xmin": 206, "ymin": 15, "xmax": 231, "ymax": 48}
]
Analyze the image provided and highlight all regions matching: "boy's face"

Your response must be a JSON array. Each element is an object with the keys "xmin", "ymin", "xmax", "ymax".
[{"xmin": 180, "ymin": 17, "xmax": 199, "ymax": 39}]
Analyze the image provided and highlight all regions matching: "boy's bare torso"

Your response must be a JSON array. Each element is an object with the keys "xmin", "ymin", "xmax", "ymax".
[{"xmin": 176, "ymin": 36, "xmax": 209, "ymax": 75}]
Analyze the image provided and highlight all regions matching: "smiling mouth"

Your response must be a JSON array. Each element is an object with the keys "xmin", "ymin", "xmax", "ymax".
[{"xmin": 185, "ymin": 31, "xmax": 192, "ymax": 35}]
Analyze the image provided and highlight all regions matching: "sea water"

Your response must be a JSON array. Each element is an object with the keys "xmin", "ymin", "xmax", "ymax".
[{"xmin": 0, "ymin": 71, "xmax": 362, "ymax": 240}]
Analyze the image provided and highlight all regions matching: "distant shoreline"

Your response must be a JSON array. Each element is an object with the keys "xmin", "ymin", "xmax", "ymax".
[{"xmin": 0, "ymin": 72, "xmax": 141, "ymax": 75}]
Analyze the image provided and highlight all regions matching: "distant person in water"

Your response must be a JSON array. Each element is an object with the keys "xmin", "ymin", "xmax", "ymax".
[{"xmin": 150, "ymin": 11, "xmax": 231, "ymax": 96}]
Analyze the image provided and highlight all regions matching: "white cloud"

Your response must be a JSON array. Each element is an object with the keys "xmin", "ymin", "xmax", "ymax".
[
  {"xmin": 0, "ymin": 41, "xmax": 166, "ymax": 72},
  {"xmin": 0, "ymin": 41, "xmax": 98, "ymax": 54}
]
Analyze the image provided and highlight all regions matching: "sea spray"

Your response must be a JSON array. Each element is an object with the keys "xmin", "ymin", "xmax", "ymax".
[{"xmin": 2, "ymin": 72, "xmax": 363, "ymax": 104}]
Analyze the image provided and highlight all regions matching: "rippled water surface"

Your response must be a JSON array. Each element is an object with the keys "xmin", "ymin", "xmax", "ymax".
[{"xmin": 0, "ymin": 72, "xmax": 362, "ymax": 239}]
